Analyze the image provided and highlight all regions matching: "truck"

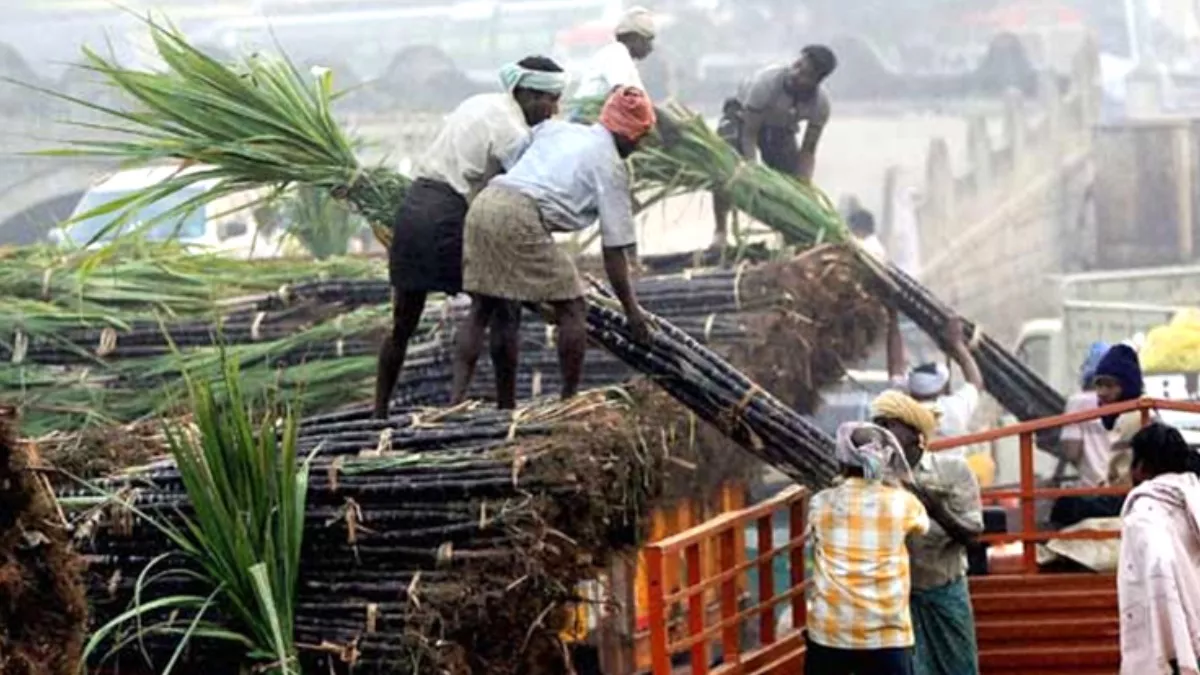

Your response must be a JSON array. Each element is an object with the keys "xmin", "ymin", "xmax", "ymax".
[
  {"xmin": 50, "ymin": 165, "xmax": 287, "ymax": 259},
  {"xmin": 1011, "ymin": 263, "xmax": 1200, "ymax": 395},
  {"xmin": 1001, "ymin": 263, "xmax": 1200, "ymax": 480}
]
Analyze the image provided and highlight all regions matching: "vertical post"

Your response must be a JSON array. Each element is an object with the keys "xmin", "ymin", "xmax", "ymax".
[
  {"xmin": 788, "ymin": 495, "xmax": 807, "ymax": 628},
  {"xmin": 719, "ymin": 527, "xmax": 741, "ymax": 664},
  {"xmin": 664, "ymin": 507, "xmax": 679, "ymax": 598},
  {"xmin": 600, "ymin": 558, "xmax": 635, "ymax": 675},
  {"xmin": 757, "ymin": 513, "xmax": 777, "ymax": 645},
  {"xmin": 1020, "ymin": 431, "xmax": 1038, "ymax": 573},
  {"xmin": 625, "ymin": 557, "xmax": 637, "ymax": 675},
  {"xmin": 1174, "ymin": 124, "xmax": 1195, "ymax": 261},
  {"xmin": 646, "ymin": 546, "xmax": 670, "ymax": 675},
  {"xmin": 686, "ymin": 543, "xmax": 709, "ymax": 674}
]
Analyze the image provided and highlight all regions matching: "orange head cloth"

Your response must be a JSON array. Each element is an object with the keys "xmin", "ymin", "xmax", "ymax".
[{"xmin": 599, "ymin": 86, "xmax": 657, "ymax": 141}]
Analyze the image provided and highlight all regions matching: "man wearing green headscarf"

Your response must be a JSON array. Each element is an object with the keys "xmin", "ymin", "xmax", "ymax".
[{"xmin": 374, "ymin": 56, "xmax": 567, "ymax": 418}]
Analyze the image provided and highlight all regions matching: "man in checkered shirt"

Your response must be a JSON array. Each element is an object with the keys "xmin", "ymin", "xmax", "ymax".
[{"xmin": 806, "ymin": 422, "xmax": 930, "ymax": 675}]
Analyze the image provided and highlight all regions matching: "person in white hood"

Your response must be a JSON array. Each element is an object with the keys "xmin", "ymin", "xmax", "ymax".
[
  {"xmin": 1119, "ymin": 422, "xmax": 1200, "ymax": 675},
  {"xmin": 886, "ymin": 317, "xmax": 984, "ymax": 454},
  {"xmin": 570, "ymin": 7, "xmax": 656, "ymax": 109}
]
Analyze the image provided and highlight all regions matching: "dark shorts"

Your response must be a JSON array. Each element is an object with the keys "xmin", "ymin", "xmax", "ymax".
[
  {"xmin": 388, "ymin": 178, "xmax": 469, "ymax": 293},
  {"xmin": 804, "ymin": 635, "xmax": 914, "ymax": 675},
  {"xmin": 718, "ymin": 98, "xmax": 801, "ymax": 174}
]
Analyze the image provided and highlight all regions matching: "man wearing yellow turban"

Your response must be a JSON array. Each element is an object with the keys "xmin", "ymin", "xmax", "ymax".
[{"xmin": 872, "ymin": 389, "xmax": 984, "ymax": 675}]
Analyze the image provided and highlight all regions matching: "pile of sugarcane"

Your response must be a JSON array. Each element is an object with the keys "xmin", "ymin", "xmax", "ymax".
[
  {"xmin": 5, "ymin": 244, "xmax": 884, "ymax": 439},
  {"xmin": 62, "ymin": 387, "xmax": 699, "ymax": 673}
]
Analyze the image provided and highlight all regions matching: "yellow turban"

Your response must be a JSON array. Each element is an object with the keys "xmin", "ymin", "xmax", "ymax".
[{"xmin": 871, "ymin": 390, "xmax": 939, "ymax": 440}]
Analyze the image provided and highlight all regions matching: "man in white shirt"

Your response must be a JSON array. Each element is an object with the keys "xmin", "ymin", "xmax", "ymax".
[
  {"xmin": 886, "ymin": 315, "xmax": 985, "ymax": 455},
  {"xmin": 1118, "ymin": 422, "xmax": 1200, "ymax": 675},
  {"xmin": 568, "ymin": 7, "xmax": 655, "ymax": 118},
  {"xmin": 374, "ymin": 56, "xmax": 567, "ymax": 418},
  {"xmin": 1060, "ymin": 342, "xmax": 1114, "ymax": 487}
]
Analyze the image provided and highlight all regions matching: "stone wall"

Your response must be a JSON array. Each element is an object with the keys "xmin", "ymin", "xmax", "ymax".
[{"xmin": 895, "ymin": 41, "xmax": 1101, "ymax": 344}]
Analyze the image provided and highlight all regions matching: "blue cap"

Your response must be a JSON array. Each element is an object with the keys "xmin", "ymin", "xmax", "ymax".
[{"xmin": 1080, "ymin": 341, "xmax": 1110, "ymax": 389}]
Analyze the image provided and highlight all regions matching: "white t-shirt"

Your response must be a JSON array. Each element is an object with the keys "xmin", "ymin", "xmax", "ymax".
[
  {"xmin": 415, "ymin": 93, "xmax": 530, "ymax": 198},
  {"xmin": 931, "ymin": 383, "xmax": 981, "ymax": 458},
  {"xmin": 857, "ymin": 234, "xmax": 887, "ymax": 261},
  {"xmin": 572, "ymin": 42, "xmax": 645, "ymax": 101},
  {"xmin": 1060, "ymin": 391, "xmax": 1113, "ymax": 487}
]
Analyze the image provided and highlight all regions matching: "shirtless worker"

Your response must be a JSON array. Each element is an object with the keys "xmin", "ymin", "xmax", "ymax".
[{"xmin": 712, "ymin": 46, "xmax": 837, "ymax": 249}]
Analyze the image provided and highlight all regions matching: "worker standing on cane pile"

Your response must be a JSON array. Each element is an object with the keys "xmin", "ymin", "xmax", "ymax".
[
  {"xmin": 450, "ymin": 86, "xmax": 657, "ymax": 406},
  {"xmin": 711, "ymin": 46, "xmax": 837, "ymax": 250},
  {"xmin": 567, "ymin": 7, "xmax": 656, "ymax": 120},
  {"xmin": 374, "ymin": 57, "xmax": 567, "ymax": 418},
  {"xmin": 805, "ymin": 422, "xmax": 929, "ymax": 675},
  {"xmin": 872, "ymin": 390, "xmax": 984, "ymax": 675}
]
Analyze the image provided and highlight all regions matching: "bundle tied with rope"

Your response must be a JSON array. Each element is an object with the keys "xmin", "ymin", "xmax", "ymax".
[{"xmin": 7, "ymin": 243, "xmax": 872, "ymax": 453}]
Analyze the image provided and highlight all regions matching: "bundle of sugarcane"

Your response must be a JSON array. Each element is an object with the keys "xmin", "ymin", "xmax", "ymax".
[
  {"xmin": 0, "ymin": 302, "xmax": 742, "ymax": 435},
  {"xmin": 627, "ymin": 105, "xmax": 1067, "ymax": 426},
  {"xmin": 3, "ymin": 265, "xmax": 765, "ymax": 367},
  {"xmin": 61, "ymin": 385, "xmax": 717, "ymax": 673},
  {"xmin": 7, "ymin": 248, "xmax": 881, "ymax": 448},
  {"xmin": 0, "ymin": 242, "xmax": 385, "ymax": 348},
  {"xmin": 0, "ymin": 304, "xmax": 734, "ymax": 434}
]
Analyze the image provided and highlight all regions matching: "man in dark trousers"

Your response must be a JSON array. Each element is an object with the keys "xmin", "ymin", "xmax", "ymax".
[
  {"xmin": 712, "ymin": 45, "xmax": 837, "ymax": 249},
  {"xmin": 373, "ymin": 56, "xmax": 566, "ymax": 418}
]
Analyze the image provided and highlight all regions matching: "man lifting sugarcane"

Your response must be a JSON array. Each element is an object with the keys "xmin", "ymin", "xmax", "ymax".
[
  {"xmin": 374, "ymin": 56, "xmax": 567, "ymax": 419},
  {"xmin": 712, "ymin": 46, "xmax": 838, "ymax": 250}
]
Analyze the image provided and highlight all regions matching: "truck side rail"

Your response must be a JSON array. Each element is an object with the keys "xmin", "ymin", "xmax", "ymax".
[
  {"xmin": 929, "ymin": 396, "xmax": 1200, "ymax": 572},
  {"xmin": 644, "ymin": 485, "xmax": 809, "ymax": 675},
  {"xmin": 642, "ymin": 397, "xmax": 1200, "ymax": 673}
]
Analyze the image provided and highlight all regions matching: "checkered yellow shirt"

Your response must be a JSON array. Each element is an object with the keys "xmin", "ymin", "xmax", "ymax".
[{"xmin": 806, "ymin": 478, "xmax": 930, "ymax": 650}]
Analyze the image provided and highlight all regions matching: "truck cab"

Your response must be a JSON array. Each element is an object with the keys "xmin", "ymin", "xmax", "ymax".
[
  {"xmin": 1012, "ymin": 263, "xmax": 1200, "ymax": 393},
  {"xmin": 51, "ymin": 166, "xmax": 284, "ymax": 259}
]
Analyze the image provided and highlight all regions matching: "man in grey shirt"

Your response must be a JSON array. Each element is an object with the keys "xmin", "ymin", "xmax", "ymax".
[
  {"xmin": 712, "ymin": 45, "xmax": 837, "ymax": 249},
  {"xmin": 873, "ymin": 389, "xmax": 984, "ymax": 675}
]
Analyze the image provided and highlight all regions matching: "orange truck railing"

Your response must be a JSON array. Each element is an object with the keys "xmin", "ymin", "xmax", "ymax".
[
  {"xmin": 644, "ymin": 484, "xmax": 809, "ymax": 675},
  {"xmin": 643, "ymin": 396, "xmax": 1200, "ymax": 673},
  {"xmin": 930, "ymin": 396, "xmax": 1200, "ymax": 574}
]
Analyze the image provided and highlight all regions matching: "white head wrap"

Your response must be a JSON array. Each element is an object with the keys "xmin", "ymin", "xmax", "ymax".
[
  {"xmin": 615, "ymin": 7, "xmax": 656, "ymax": 38},
  {"xmin": 497, "ymin": 61, "xmax": 568, "ymax": 95},
  {"xmin": 907, "ymin": 362, "xmax": 950, "ymax": 398},
  {"xmin": 835, "ymin": 422, "xmax": 914, "ymax": 483}
]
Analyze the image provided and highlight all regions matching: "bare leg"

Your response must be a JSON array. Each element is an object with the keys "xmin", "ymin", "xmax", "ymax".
[
  {"xmin": 450, "ymin": 294, "xmax": 499, "ymax": 405},
  {"xmin": 488, "ymin": 300, "xmax": 523, "ymax": 409},
  {"xmin": 373, "ymin": 290, "xmax": 428, "ymax": 419},
  {"xmin": 711, "ymin": 190, "xmax": 730, "ymax": 250},
  {"xmin": 552, "ymin": 298, "xmax": 587, "ymax": 400}
]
